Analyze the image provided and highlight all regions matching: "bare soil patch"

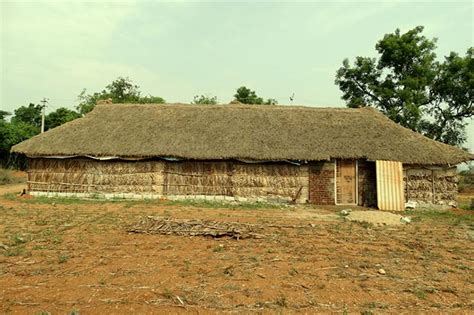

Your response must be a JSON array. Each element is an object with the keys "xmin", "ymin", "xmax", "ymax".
[
  {"xmin": 345, "ymin": 210, "xmax": 405, "ymax": 226},
  {"xmin": 0, "ymin": 183, "xmax": 27, "ymax": 196},
  {"xmin": 0, "ymin": 189, "xmax": 473, "ymax": 314}
]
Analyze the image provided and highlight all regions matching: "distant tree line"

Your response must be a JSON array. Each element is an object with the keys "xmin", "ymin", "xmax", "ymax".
[{"xmin": 0, "ymin": 104, "xmax": 81, "ymax": 168}]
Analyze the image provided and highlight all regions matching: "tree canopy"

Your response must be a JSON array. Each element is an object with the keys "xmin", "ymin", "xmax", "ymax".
[
  {"xmin": 0, "ymin": 110, "xmax": 10, "ymax": 121},
  {"xmin": 11, "ymin": 103, "xmax": 42, "ymax": 129},
  {"xmin": 0, "ymin": 105, "xmax": 82, "ymax": 167},
  {"xmin": 0, "ymin": 106, "xmax": 40, "ymax": 168},
  {"xmin": 76, "ymin": 77, "xmax": 166, "ymax": 115},
  {"xmin": 335, "ymin": 26, "xmax": 473, "ymax": 146},
  {"xmin": 45, "ymin": 107, "xmax": 81, "ymax": 130},
  {"xmin": 233, "ymin": 86, "xmax": 277, "ymax": 105},
  {"xmin": 192, "ymin": 95, "xmax": 218, "ymax": 105}
]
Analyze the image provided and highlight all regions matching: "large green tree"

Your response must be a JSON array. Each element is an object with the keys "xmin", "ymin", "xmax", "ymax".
[
  {"xmin": 335, "ymin": 26, "xmax": 473, "ymax": 146},
  {"xmin": 233, "ymin": 86, "xmax": 277, "ymax": 105},
  {"xmin": 0, "ymin": 104, "xmax": 83, "ymax": 166},
  {"xmin": 0, "ymin": 110, "xmax": 10, "ymax": 121},
  {"xmin": 10, "ymin": 103, "xmax": 42, "ymax": 129},
  {"xmin": 45, "ymin": 107, "xmax": 81, "ymax": 130},
  {"xmin": 0, "ymin": 113, "xmax": 12, "ymax": 165},
  {"xmin": 77, "ymin": 77, "xmax": 166, "ymax": 115},
  {"xmin": 0, "ymin": 109, "xmax": 39, "ymax": 167}
]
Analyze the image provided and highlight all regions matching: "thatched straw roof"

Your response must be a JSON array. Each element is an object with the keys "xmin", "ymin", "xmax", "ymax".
[{"xmin": 11, "ymin": 103, "xmax": 473, "ymax": 165}]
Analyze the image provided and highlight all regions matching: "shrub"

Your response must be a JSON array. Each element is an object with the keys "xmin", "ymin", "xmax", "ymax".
[{"xmin": 458, "ymin": 166, "xmax": 474, "ymax": 193}]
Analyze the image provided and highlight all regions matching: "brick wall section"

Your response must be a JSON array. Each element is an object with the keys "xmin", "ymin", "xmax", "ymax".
[
  {"xmin": 357, "ymin": 160, "xmax": 377, "ymax": 207},
  {"xmin": 309, "ymin": 161, "xmax": 335, "ymax": 205}
]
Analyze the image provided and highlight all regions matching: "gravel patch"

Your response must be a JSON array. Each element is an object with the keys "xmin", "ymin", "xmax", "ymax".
[{"xmin": 345, "ymin": 210, "xmax": 406, "ymax": 226}]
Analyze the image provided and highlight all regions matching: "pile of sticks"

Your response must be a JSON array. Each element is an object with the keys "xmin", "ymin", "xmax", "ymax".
[{"xmin": 128, "ymin": 216, "xmax": 264, "ymax": 239}]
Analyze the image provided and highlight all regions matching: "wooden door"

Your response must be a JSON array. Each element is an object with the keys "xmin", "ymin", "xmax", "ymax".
[{"xmin": 336, "ymin": 160, "xmax": 357, "ymax": 205}]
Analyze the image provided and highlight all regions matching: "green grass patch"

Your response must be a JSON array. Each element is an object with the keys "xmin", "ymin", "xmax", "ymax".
[
  {"xmin": 40, "ymin": 228, "xmax": 63, "ymax": 245},
  {"xmin": 412, "ymin": 288, "xmax": 428, "ymax": 300},
  {"xmin": 456, "ymin": 264, "xmax": 472, "ymax": 271},
  {"xmin": 3, "ymin": 193, "xmax": 111, "ymax": 205},
  {"xmin": 58, "ymin": 253, "xmax": 70, "ymax": 264},
  {"xmin": 212, "ymin": 245, "xmax": 225, "ymax": 253},
  {"xmin": 3, "ymin": 245, "xmax": 28, "ymax": 257},
  {"xmin": 363, "ymin": 301, "xmax": 389, "ymax": 309},
  {"xmin": 459, "ymin": 203, "xmax": 473, "ymax": 211},
  {"xmin": 161, "ymin": 198, "xmax": 285, "ymax": 210},
  {"xmin": 406, "ymin": 286, "xmax": 437, "ymax": 300},
  {"xmin": 405, "ymin": 209, "xmax": 474, "ymax": 225},
  {"xmin": 11, "ymin": 233, "xmax": 28, "ymax": 246},
  {"xmin": 3, "ymin": 191, "xmax": 289, "ymax": 210}
]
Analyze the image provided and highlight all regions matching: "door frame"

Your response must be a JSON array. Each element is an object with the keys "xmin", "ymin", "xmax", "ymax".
[{"xmin": 334, "ymin": 160, "xmax": 359, "ymax": 205}]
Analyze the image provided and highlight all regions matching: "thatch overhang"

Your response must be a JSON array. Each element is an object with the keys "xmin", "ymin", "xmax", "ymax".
[{"xmin": 11, "ymin": 103, "xmax": 473, "ymax": 165}]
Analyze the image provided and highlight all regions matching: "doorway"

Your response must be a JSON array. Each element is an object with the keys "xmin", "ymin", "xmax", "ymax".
[{"xmin": 336, "ymin": 160, "xmax": 358, "ymax": 205}]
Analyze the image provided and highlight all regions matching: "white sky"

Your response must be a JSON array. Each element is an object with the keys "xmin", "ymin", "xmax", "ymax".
[{"xmin": 1, "ymin": 0, "xmax": 473, "ymax": 153}]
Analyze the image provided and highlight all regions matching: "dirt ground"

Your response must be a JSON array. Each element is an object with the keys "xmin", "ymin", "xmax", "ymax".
[{"xmin": 0, "ymin": 182, "xmax": 473, "ymax": 314}]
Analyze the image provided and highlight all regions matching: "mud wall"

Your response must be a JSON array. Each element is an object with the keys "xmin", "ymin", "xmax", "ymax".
[{"xmin": 403, "ymin": 165, "xmax": 458, "ymax": 205}]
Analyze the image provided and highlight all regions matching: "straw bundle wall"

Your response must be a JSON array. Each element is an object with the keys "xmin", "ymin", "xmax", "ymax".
[
  {"xmin": 28, "ymin": 158, "xmax": 165, "ymax": 194},
  {"xmin": 164, "ymin": 162, "xmax": 234, "ymax": 196},
  {"xmin": 164, "ymin": 161, "xmax": 308, "ymax": 202},
  {"xmin": 403, "ymin": 166, "xmax": 457, "ymax": 205},
  {"xmin": 27, "ymin": 158, "xmax": 309, "ymax": 202},
  {"xmin": 232, "ymin": 163, "xmax": 308, "ymax": 202}
]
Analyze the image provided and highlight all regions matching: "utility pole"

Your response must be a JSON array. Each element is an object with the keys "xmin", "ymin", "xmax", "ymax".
[{"xmin": 40, "ymin": 98, "xmax": 49, "ymax": 133}]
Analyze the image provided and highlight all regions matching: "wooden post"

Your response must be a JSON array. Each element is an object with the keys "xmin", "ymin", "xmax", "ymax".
[{"xmin": 431, "ymin": 169, "xmax": 435, "ymax": 204}]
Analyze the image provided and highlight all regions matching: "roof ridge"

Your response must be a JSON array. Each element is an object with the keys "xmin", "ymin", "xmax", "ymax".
[{"xmin": 95, "ymin": 103, "xmax": 365, "ymax": 112}]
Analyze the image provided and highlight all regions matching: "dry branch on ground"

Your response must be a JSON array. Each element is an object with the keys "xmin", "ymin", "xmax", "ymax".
[{"xmin": 128, "ymin": 216, "xmax": 265, "ymax": 239}]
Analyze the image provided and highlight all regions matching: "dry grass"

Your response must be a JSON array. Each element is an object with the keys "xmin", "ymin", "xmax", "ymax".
[{"xmin": 0, "ymin": 169, "xmax": 26, "ymax": 185}]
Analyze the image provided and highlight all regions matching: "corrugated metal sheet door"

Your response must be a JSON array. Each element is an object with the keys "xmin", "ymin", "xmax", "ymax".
[{"xmin": 376, "ymin": 160, "xmax": 404, "ymax": 211}]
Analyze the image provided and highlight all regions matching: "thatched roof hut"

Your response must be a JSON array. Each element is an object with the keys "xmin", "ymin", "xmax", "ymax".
[
  {"xmin": 11, "ymin": 103, "xmax": 472, "ymax": 164},
  {"xmin": 11, "ymin": 103, "xmax": 472, "ymax": 210}
]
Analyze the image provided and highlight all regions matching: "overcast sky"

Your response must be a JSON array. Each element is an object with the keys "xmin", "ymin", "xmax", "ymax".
[{"xmin": 1, "ymin": 0, "xmax": 473, "ymax": 152}]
